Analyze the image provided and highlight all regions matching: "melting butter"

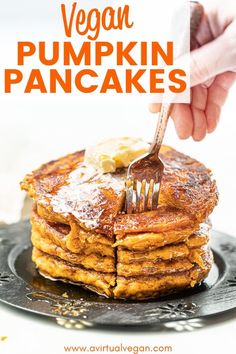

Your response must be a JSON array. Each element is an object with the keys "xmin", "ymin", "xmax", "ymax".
[{"xmin": 84, "ymin": 137, "xmax": 150, "ymax": 173}]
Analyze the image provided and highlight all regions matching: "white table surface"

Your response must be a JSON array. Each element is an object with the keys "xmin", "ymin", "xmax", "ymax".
[{"xmin": 0, "ymin": 299, "xmax": 236, "ymax": 354}]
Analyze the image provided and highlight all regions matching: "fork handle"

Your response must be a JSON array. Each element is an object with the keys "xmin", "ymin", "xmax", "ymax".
[
  {"xmin": 149, "ymin": 103, "xmax": 172, "ymax": 155},
  {"xmin": 149, "ymin": 1, "xmax": 204, "ymax": 156}
]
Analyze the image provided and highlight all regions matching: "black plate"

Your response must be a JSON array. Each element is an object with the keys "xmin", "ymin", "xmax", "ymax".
[{"xmin": 0, "ymin": 221, "xmax": 236, "ymax": 327}]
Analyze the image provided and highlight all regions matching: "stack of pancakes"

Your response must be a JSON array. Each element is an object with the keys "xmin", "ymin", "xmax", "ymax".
[{"xmin": 21, "ymin": 146, "xmax": 218, "ymax": 299}]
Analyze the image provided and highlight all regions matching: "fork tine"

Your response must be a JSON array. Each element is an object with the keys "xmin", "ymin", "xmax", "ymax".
[
  {"xmin": 147, "ymin": 179, "xmax": 154, "ymax": 210},
  {"xmin": 126, "ymin": 178, "xmax": 134, "ymax": 214},
  {"xmin": 135, "ymin": 180, "xmax": 142, "ymax": 213},
  {"xmin": 152, "ymin": 182, "xmax": 160, "ymax": 210},
  {"xmin": 144, "ymin": 181, "xmax": 149, "ymax": 211},
  {"xmin": 139, "ymin": 180, "xmax": 146, "ymax": 213},
  {"xmin": 126, "ymin": 178, "xmax": 161, "ymax": 213},
  {"xmin": 132, "ymin": 179, "xmax": 138, "ymax": 213}
]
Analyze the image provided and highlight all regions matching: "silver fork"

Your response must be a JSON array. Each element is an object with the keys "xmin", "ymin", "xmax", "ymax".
[
  {"xmin": 125, "ymin": 1, "xmax": 204, "ymax": 214},
  {"xmin": 126, "ymin": 103, "xmax": 172, "ymax": 214}
]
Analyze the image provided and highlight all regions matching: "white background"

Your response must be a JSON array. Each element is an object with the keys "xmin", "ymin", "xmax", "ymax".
[{"xmin": 0, "ymin": 1, "xmax": 236, "ymax": 353}]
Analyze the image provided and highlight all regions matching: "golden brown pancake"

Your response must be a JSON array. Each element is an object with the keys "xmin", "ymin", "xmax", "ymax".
[
  {"xmin": 21, "ymin": 146, "xmax": 218, "ymax": 235},
  {"xmin": 114, "ymin": 249, "xmax": 213, "ymax": 299},
  {"xmin": 113, "ymin": 229, "xmax": 198, "ymax": 251},
  {"xmin": 32, "ymin": 248, "xmax": 115, "ymax": 297},
  {"xmin": 32, "ymin": 244, "xmax": 212, "ymax": 299},
  {"xmin": 118, "ymin": 243, "xmax": 191, "ymax": 263},
  {"xmin": 158, "ymin": 146, "xmax": 218, "ymax": 222},
  {"xmin": 21, "ymin": 151, "xmax": 126, "ymax": 236},
  {"xmin": 117, "ymin": 228, "xmax": 209, "ymax": 265},
  {"xmin": 114, "ymin": 206, "xmax": 198, "ymax": 235},
  {"xmin": 117, "ymin": 258, "xmax": 194, "ymax": 277},
  {"xmin": 21, "ymin": 145, "xmax": 217, "ymax": 300},
  {"xmin": 31, "ymin": 229, "xmax": 115, "ymax": 273},
  {"xmin": 31, "ymin": 206, "xmax": 114, "ymax": 257}
]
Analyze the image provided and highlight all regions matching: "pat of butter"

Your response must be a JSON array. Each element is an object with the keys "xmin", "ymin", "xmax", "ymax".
[{"xmin": 84, "ymin": 137, "xmax": 150, "ymax": 173}]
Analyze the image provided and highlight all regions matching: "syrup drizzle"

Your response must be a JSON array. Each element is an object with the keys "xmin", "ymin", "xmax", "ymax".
[{"xmin": 49, "ymin": 163, "xmax": 125, "ymax": 230}]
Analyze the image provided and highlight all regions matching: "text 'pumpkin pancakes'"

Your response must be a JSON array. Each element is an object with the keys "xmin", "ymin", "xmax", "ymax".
[{"xmin": 21, "ymin": 139, "xmax": 218, "ymax": 299}]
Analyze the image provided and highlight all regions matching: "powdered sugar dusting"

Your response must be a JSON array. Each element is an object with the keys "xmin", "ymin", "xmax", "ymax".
[{"xmin": 50, "ymin": 163, "xmax": 125, "ymax": 230}]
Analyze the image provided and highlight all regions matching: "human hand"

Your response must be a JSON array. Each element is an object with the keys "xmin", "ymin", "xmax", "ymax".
[{"xmin": 151, "ymin": 0, "xmax": 236, "ymax": 141}]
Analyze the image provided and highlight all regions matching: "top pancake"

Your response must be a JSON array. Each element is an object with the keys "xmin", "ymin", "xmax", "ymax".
[
  {"xmin": 158, "ymin": 146, "xmax": 218, "ymax": 221},
  {"xmin": 21, "ymin": 146, "xmax": 218, "ymax": 236}
]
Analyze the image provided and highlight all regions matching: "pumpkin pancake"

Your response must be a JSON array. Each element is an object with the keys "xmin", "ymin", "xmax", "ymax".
[
  {"xmin": 21, "ymin": 144, "xmax": 218, "ymax": 300},
  {"xmin": 31, "ymin": 206, "xmax": 114, "ymax": 257},
  {"xmin": 158, "ymin": 146, "xmax": 218, "ymax": 222},
  {"xmin": 32, "ymin": 248, "xmax": 115, "ymax": 297},
  {"xmin": 114, "ymin": 249, "xmax": 213, "ymax": 299},
  {"xmin": 31, "ymin": 229, "xmax": 115, "ymax": 273},
  {"xmin": 21, "ymin": 146, "xmax": 218, "ymax": 236},
  {"xmin": 116, "ymin": 221, "xmax": 210, "ymax": 263}
]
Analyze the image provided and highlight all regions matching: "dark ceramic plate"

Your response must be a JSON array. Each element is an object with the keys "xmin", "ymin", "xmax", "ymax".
[{"xmin": 0, "ymin": 221, "xmax": 236, "ymax": 327}]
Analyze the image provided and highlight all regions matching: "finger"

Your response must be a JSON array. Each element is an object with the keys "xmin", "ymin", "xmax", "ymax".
[
  {"xmin": 150, "ymin": 103, "xmax": 193, "ymax": 139},
  {"xmin": 214, "ymin": 71, "xmax": 236, "ymax": 93},
  {"xmin": 205, "ymin": 101, "xmax": 221, "ymax": 133},
  {"xmin": 191, "ymin": 107, "xmax": 207, "ymax": 141},
  {"xmin": 191, "ymin": 86, "xmax": 208, "ymax": 141},
  {"xmin": 195, "ymin": 13, "xmax": 214, "ymax": 46},
  {"xmin": 149, "ymin": 103, "xmax": 161, "ymax": 113},
  {"xmin": 190, "ymin": 34, "xmax": 228, "ymax": 87},
  {"xmin": 205, "ymin": 71, "xmax": 236, "ymax": 132},
  {"xmin": 170, "ymin": 104, "xmax": 193, "ymax": 139}
]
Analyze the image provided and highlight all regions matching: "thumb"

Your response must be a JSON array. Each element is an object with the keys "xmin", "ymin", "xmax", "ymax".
[{"xmin": 190, "ymin": 34, "xmax": 230, "ymax": 87}]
